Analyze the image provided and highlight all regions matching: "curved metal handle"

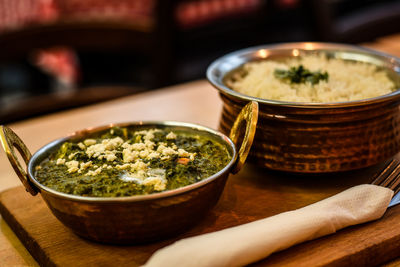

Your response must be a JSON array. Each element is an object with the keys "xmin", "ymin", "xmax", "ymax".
[
  {"xmin": 229, "ymin": 101, "xmax": 259, "ymax": 174},
  {"xmin": 0, "ymin": 126, "xmax": 38, "ymax": 195}
]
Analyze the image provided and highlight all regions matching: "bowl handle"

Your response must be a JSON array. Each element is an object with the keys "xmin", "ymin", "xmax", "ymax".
[
  {"xmin": 0, "ymin": 126, "xmax": 38, "ymax": 195},
  {"xmin": 229, "ymin": 101, "xmax": 258, "ymax": 174}
]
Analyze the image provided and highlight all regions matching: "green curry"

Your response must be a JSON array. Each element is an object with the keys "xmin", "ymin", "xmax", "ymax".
[{"xmin": 35, "ymin": 127, "xmax": 232, "ymax": 197}]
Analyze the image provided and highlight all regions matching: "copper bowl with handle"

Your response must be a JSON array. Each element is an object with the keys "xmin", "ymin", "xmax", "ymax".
[
  {"xmin": 207, "ymin": 42, "xmax": 400, "ymax": 173},
  {"xmin": 0, "ymin": 102, "xmax": 258, "ymax": 244}
]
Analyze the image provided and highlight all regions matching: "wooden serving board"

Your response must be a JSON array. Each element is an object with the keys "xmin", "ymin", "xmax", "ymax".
[{"xmin": 2, "ymin": 163, "xmax": 400, "ymax": 267}]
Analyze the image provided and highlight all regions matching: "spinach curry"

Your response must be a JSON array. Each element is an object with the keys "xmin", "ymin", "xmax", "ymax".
[{"xmin": 35, "ymin": 127, "xmax": 232, "ymax": 197}]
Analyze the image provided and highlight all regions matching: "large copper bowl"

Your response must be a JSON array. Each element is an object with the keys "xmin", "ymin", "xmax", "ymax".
[
  {"xmin": 207, "ymin": 42, "xmax": 400, "ymax": 173},
  {"xmin": 0, "ymin": 105, "xmax": 258, "ymax": 244}
]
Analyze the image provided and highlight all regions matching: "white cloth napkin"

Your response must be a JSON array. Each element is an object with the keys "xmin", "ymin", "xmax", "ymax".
[{"xmin": 143, "ymin": 184, "xmax": 393, "ymax": 267}]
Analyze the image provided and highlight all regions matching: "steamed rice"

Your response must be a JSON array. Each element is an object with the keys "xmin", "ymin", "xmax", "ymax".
[{"xmin": 227, "ymin": 55, "xmax": 396, "ymax": 103}]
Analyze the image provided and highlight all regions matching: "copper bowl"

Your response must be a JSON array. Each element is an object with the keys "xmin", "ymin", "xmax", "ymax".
[
  {"xmin": 0, "ymin": 104, "xmax": 258, "ymax": 244},
  {"xmin": 207, "ymin": 42, "xmax": 400, "ymax": 173}
]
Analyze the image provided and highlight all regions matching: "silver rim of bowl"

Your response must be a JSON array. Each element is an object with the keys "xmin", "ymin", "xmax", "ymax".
[{"xmin": 207, "ymin": 42, "xmax": 400, "ymax": 108}]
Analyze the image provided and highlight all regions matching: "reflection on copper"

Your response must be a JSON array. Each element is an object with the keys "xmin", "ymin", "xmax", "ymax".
[
  {"xmin": 292, "ymin": 49, "xmax": 300, "ymax": 56},
  {"xmin": 304, "ymin": 43, "xmax": 316, "ymax": 50},
  {"xmin": 257, "ymin": 49, "xmax": 269, "ymax": 58}
]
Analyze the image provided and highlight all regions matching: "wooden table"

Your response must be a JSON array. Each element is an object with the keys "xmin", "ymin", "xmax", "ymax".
[
  {"xmin": 362, "ymin": 33, "xmax": 400, "ymax": 57},
  {"xmin": 1, "ymin": 34, "xmax": 400, "ymax": 266}
]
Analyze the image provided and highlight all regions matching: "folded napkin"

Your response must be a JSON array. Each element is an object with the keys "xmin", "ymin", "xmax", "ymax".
[{"xmin": 144, "ymin": 184, "xmax": 393, "ymax": 267}]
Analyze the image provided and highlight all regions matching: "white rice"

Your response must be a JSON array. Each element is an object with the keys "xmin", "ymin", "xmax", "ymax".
[{"xmin": 227, "ymin": 55, "xmax": 396, "ymax": 103}]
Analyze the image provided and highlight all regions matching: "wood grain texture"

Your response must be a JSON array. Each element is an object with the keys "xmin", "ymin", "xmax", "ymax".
[{"xmin": 1, "ymin": 162, "xmax": 400, "ymax": 267}]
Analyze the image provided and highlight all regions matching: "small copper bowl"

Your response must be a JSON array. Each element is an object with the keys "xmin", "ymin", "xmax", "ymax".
[
  {"xmin": 0, "ymin": 103, "xmax": 258, "ymax": 244},
  {"xmin": 207, "ymin": 42, "xmax": 400, "ymax": 173}
]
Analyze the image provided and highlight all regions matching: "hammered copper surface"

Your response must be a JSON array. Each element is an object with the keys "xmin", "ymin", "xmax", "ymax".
[
  {"xmin": 218, "ymin": 93, "xmax": 400, "ymax": 172},
  {"xmin": 39, "ymin": 171, "xmax": 229, "ymax": 244},
  {"xmin": 208, "ymin": 43, "xmax": 400, "ymax": 173}
]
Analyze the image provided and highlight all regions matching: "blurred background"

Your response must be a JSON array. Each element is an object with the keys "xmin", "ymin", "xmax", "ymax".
[{"xmin": 0, "ymin": 0, "xmax": 399, "ymax": 123}]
